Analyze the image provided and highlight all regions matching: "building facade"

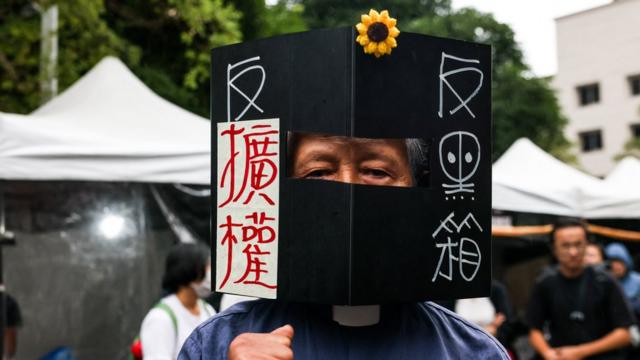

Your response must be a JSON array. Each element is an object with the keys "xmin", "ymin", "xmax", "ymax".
[{"xmin": 554, "ymin": 0, "xmax": 640, "ymax": 176}]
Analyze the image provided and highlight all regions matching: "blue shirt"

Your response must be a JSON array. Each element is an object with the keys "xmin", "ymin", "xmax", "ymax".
[{"xmin": 179, "ymin": 300, "xmax": 509, "ymax": 359}]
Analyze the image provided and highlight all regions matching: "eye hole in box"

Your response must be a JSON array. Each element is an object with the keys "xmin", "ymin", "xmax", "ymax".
[{"xmin": 286, "ymin": 132, "xmax": 430, "ymax": 188}]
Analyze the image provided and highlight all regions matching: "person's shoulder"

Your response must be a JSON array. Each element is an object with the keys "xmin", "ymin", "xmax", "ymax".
[
  {"xmin": 536, "ymin": 265, "xmax": 559, "ymax": 283},
  {"xmin": 419, "ymin": 302, "xmax": 510, "ymax": 359},
  {"xmin": 179, "ymin": 299, "xmax": 277, "ymax": 360},
  {"xmin": 528, "ymin": 266, "xmax": 559, "ymax": 291},
  {"xmin": 589, "ymin": 265, "xmax": 618, "ymax": 284},
  {"xmin": 628, "ymin": 270, "xmax": 640, "ymax": 284},
  {"xmin": 160, "ymin": 293, "xmax": 181, "ymax": 309}
]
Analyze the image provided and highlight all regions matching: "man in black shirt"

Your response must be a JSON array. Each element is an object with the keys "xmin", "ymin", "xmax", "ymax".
[{"xmin": 526, "ymin": 219, "xmax": 633, "ymax": 360}]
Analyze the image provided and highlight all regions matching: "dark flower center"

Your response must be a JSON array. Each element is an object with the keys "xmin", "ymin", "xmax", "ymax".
[{"xmin": 367, "ymin": 22, "xmax": 389, "ymax": 42}]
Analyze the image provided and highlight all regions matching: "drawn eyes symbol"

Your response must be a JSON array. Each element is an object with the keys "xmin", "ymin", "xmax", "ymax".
[
  {"xmin": 448, "ymin": 152, "xmax": 474, "ymax": 164},
  {"xmin": 465, "ymin": 152, "xmax": 473, "ymax": 163},
  {"xmin": 448, "ymin": 152, "xmax": 456, "ymax": 163}
]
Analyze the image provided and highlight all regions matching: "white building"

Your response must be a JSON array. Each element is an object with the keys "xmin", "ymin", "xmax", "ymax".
[{"xmin": 554, "ymin": 0, "xmax": 640, "ymax": 176}]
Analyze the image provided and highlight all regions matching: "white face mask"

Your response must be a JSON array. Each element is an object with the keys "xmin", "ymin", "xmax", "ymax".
[{"xmin": 191, "ymin": 268, "xmax": 211, "ymax": 298}]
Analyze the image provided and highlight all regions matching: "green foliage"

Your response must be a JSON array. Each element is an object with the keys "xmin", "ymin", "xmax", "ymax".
[
  {"xmin": 405, "ymin": 8, "xmax": 524, "ymax": 71},
  {"xmin": 405, "ymin": 7, "xmax": 571, "ymax": 161},
  {"xmin": 261, "ymin": 1, "xmax": 308, "ymax": 38},
  {"xmin": 224, "ymin": 0, "xmax": 267, "ymax": 41},
  {"xmin": 295, "ymin": 1, "xmax": 572, "ymax": 161},
  {"xmin": 298, "ymin": 0, "xmax": 452, "ymax": 29},
  {"xmin": 0, "ymin": 0, "xmax": 138, "ymax": 114},
  {"xmin": 492, "ymin": 65, "xmax": 573, "ymax": 163},
  {"xmin": 1, "ymin": 0, "xmax": 570, "ymax": 161},
  {"xmin": 0, "ymin": 2, "xmax": 41, "ymax": 113},
  {"xmin": 105, "ymin": 0, "xmax": 242, "ymax": 117},
  {"xmin": 224, "ymin": 0, "xmax": 307, "ymax": 41},
  {"xmin": 56, "ymin": 0, "xmax": 140, "ymax": 91},
  {"xmin": 614, "ymin": 137, "xmax": 640, "ymax": 161}
]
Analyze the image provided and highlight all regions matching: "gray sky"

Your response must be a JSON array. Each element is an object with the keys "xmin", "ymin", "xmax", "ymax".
[{"xmin": 451, "ymin": 0, "xmax": 611, "ymax": 77}]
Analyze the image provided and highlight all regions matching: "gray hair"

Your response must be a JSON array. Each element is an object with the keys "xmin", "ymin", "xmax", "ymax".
[{"xmin": 406, "ymin": 138, "xmax": 429, "ymax": 186}]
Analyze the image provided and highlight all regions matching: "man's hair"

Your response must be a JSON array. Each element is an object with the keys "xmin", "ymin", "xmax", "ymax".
[
  {"xmin": 161, "ymin": 243, "xmax": 209, "ymax": 293},
  {"xmin": 549, "ymin": 217, "xmax": 589, "ymax": 245},
  {"xmin": 405, "ymin": 138, "xmax": 429, "ymax": 187}
]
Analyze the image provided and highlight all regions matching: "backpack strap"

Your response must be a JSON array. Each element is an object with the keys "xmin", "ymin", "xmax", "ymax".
[{"xmin": 154, "ymin": 302, "xmax": 178, "ymax": 335}]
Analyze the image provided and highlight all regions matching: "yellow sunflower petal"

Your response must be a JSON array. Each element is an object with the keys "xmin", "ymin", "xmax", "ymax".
[
  {"xmin": 356, "ymin": 22, "xmax": 367, "ymax": 35},
  {"xmin": 386, "ymin": 18, "xmax": 397, "ymax": 28},
  {"xmin": 369, "ymin": 9, "xmax": 379, "ymax": 22},
  {"xmin": 380, "ymin": 10, "xmax": 390, "ymax": 22},
  {"xmin": 389, "ymin": 26, "xmax": 400, "ymax": 38},
  {"xmin": 357, "ymin": 35, "xmax": 370, "ymax": 46},
  {"xmin": 386, "ymin": 46, "xmax": 393, "ymax": 55},
  {"xmin": 374, "ymin": 51, "xmax": 382, "ymax": 58},
  {"xmin": 366, "ymin": 42, "xmax": 377, "ymax": 54},
  {"xmin": 385, "ymin": 36, "xmax": 397, "ymax": 48},
  {"xmin": 378, "ymin": 41, "xmax": 387, "ymax": 54},
  {"xmin": 361, "ymin": 14, "xmax": 372, "ymax": 26}
]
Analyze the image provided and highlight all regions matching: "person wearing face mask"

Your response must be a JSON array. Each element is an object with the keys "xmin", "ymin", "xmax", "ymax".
[{"xmin": 140, "ymin": 243, "xmax": 216, "ymax": 360}]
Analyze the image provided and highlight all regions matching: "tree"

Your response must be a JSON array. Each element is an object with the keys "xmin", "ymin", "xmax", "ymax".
[
  {"xmin": 260, "ymin": 1, "xmax": 307, "ymax": 38},
  {"xmin": 0, "ymin": 0, "xmax": 137, "ymax": 114},
  {"xmin": 403, "ymin": 7, "xmax": 571, "ymax": 161},
  {"xmin": 224, "ymin": 0, "xmax": 307, "ymax": 41},
  {"xmin": 614, "ymin": 138, "xmax": 640, "ymax": 161},
  {"xmin": 298, "ymin": 0, "xmax": 451, "ymax": 29},
  {"xmin": 104, "ymin": 0, "xmax": 242, "ymax": 117},
  {"xmin": 299, "ymin": 1, "xmax": 571, "ymax": 161}
]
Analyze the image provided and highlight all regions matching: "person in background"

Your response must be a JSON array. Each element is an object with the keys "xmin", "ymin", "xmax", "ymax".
[
  {"xmin": 454, "ymin": 280, "xmax": 516, "ymax": 357},
  {"xmin": 605, "ymin": 243, "xmax": 640, "ymax": 314},
  {"xmin": 140, "ymin": 243, "xmax": 215, "ymax": 360},
  {"xmin": 584, "ymin": 242, "xmax": 605, "ymax": 267},
  {"xmin": 604, "ymin": 242, "xmax": 640, "ymax": 356},
  {"xmin": 526, "ymin": 219, "xmax": 632, "ymax": 360},
  {"xmin": 1, "ymin": 292, "xmax": 22, "ymax": 360}
]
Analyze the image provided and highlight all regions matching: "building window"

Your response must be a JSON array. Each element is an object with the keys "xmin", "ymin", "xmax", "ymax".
[
  {"xmin": 629, "ymin": 75, "xmax": 640, "ymax": 96},
  {"xmin": 579, "ymin": 130, "xmax": 603, "ymax": 152},
  {"xmin": 632, "ymin": 124, "xmax": 640, "ymax": 139},
  {"xmin": 576, "ymin": 83, "xmax": 600, "ymax": 106}
]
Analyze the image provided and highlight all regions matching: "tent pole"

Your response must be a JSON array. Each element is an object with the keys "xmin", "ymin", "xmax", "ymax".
[{"xmin": 39, "ymin": 4, "xmax": 58, "ymax": 104}]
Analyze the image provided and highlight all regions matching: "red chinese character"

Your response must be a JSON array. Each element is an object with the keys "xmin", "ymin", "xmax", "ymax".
[
  {"xmin": 219, "ymin": 124, "xmax": 245, "ymax": 208},
  {"xmin": 218, "ymin": 123, "xmax": 279, "ymax": 208},
  {"xmin": 242, "ymin": 212, "xmax": 276, "ymax": 244},
  {"xmin": 234, "ymin": 244, "xmax": 277, "ymax": 289},
  {"xmin": 218, "ymin": 215, "xmax": 242, "ymax": 289}
]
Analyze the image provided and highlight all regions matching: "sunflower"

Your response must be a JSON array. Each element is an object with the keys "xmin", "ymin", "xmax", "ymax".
[{"xmin": 355, "ymin": 9, "xmax": 400, "ymax": 58}]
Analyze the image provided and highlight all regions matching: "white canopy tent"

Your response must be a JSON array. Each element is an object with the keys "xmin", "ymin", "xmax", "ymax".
[
  {"xmin": 0, "ymin": 56, "xmax": 210, "ymax": 184},
  {"xmin": 492, "ymin": 138, "xmax": 640, "ymax": 219},
  {"xmin": 579, "ymin": 156, "xmax": 640, "ymax": 219},
  {"xmin": 605, "ymin": 156, "xmax": 640, "ymax": 194}
]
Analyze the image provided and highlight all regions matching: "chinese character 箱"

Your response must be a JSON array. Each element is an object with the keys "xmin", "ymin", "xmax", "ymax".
[{"xmin": 431, "ymin": 211, "xmax": 483, "ymax": 282}]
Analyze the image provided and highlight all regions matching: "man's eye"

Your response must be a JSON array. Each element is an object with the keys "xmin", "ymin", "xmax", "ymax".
[
  {"xmin": 361, "ymin": 168, "xmax": 392, "ymax": 179},
  {"xmin": 304, "ymin": 169, "xmax": 334, "ymax": 179}
]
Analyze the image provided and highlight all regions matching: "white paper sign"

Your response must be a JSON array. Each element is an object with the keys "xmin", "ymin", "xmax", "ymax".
[{"xmin": 215, "ymin": 118, "xmax": 279, "ymax": 299}]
